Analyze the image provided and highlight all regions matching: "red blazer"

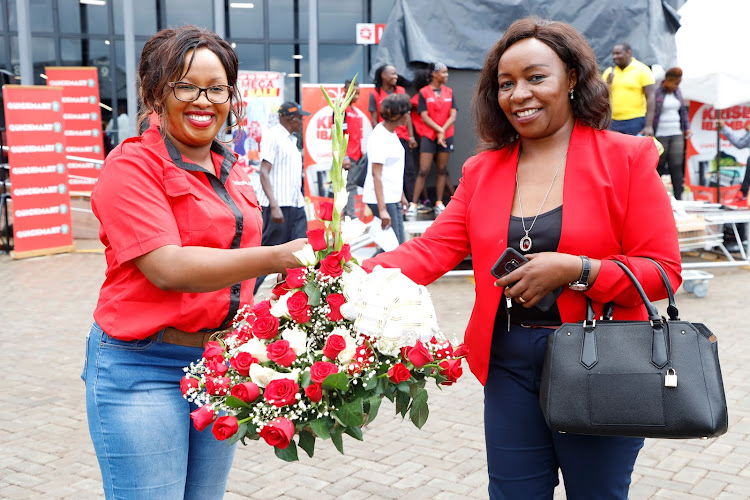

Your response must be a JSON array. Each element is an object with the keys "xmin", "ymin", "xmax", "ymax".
[
  {"xmin": 372, "ymin": 86, "xmax": 410, "ymax": 141},
  {"xmin": 363, "ymin": 122, "xmax": 682, "ymax": 385}
]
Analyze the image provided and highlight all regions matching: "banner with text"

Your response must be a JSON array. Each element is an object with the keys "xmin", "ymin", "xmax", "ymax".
[
  {"xmin": 233, "ymin": 70, "xmax": 285, "ymax": 197},
  {"xmin": 685, "ymin": 101, "xmax": 748, "ymax": 203},
  {"xmin": 45, "ymin": 67, "xmax": 105, "ymax": 193},
  {"xmin": 3, "ymin": 85, "xmax": 74, "ymax": 258},
  {"xmin": 302, "ymin": 83, "xmax": 374, "ymax": 224}
]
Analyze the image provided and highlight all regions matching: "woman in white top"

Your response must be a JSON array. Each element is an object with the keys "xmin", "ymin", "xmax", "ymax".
[
  {"xmin": 362, "ymin": 93, "xmax": 411, "ymax": 244},
  {"xmin": 653, "ymin": 67, "xmax": 691, "ymax": 200}
]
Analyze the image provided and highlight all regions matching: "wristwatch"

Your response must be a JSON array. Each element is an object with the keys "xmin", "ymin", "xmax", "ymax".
[{"xmin": 569, "ymin": 255, "xmax": 591, "ymax": 291}]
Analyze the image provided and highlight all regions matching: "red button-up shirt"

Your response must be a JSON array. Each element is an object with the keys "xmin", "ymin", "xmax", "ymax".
[{"xmin": 92, "ymin": 118, "xmax": 263, "ymax": 340}]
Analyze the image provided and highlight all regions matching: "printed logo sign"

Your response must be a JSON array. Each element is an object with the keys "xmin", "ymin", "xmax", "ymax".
[
  {"xmin": 45, "ymin": 67, "xmax": 105, "ymax": 193},
  {"xmin": 3, "ymin": 85, "xmax": 74, "ymax": 258},
  {"xmin": 355, "ymin": 23, "xmax": 385, "ymax": 45}
]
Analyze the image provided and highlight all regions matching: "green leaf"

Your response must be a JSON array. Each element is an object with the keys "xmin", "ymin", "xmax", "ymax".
[
  {"xmin": 330, "ymin": 426, "xmax": 344, "ymax": 454},
  {"xmin": 396, "ymin": 381, "xmax": 411, "ymax": 393},
  {"xmin": 322, "ymin": 372, "xmax": 350, "ymax": 392},
  {"xmin": 274, "ymin": 440, "xmax": 299, "ymax": 462},
  {"xmin": 395, "ymin": 390, "xmax": 410, "ymax": 418},
  {"xmin": 362, "ymin": 373, "xmax": 378, "ymax": 391},
  {"xmin": 344, "ymin": 425, "xmax": 363, "ymax": 441},
  {"xmin": 226, "ymin": 422, "xmax": 247, "ymax": 446},
  {"xmin": 299, "ymin": 370, "xmax": 312, "ymax": 388},
  {"xmin": 308, "ymin": 417, "xmax": 332, "ymax": 440},
  {"xmin": 224, "ymin": 396, "xmax": 250, "ymax": 408},
  {"xmin": 298, "ymin": 430, "xmax": 316, "ymax": 458},
  {"xmin": 304, "ymin": 281, "xmax": 322, "ymax": 306},
  {"xmin": 365, "ymin": 396, "xmax": 382, "ymax": 423},
  {"xmin": 409, "ymin": 388, "xmax": 429, "ymax": 429},
  {"xmin": 335, "ymin": 399, "xmax": 364, "ymax": 428},
  {"xmin": 409, "ymin": 383, "xmax": 421, "ymax": 399}
]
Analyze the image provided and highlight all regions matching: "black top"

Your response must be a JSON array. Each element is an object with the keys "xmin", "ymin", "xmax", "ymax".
[{"xmin": 497, "ymin": 205, "xmax": 563, "ymax": 327}]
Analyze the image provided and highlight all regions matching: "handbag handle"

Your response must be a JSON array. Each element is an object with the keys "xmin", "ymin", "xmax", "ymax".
[{"xmin": 597, "ymin": 258, "xmax": 679, "ymax": 321}]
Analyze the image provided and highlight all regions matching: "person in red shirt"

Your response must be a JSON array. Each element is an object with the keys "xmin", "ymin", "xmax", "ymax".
[
  {"xmin": 83, "ymin": 26, "xmax": 305, "ymax": 499},
  {"xmin": 369, "ymin": 64, "xmax": 418, "ymax": 202},
  {"xmin": 408, "ymin": 62, "xmax": 458, "ymax": 216}
]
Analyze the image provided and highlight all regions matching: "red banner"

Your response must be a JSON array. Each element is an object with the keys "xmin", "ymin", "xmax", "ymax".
[
  {"xmin": 45, "ymin": 67, "xmax": 105, "ymax": 194},
  {"xmin": 301, "ymin": 83, "xmax": 374, "ymax": 224},
  {"xmin": 685, "ymin": 101, "xmax": 749, "ymax": 203},
  {"xmin": 3, "ymin": 85, "xmax": 74, "ymax": 258}
]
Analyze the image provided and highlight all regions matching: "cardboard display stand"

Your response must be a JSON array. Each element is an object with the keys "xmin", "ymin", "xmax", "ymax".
[{"xmin": 3, "ymin": 85, "xmax": 74, "ymax": 259}]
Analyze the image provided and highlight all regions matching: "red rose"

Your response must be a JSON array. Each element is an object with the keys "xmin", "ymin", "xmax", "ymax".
[
  {"xmin": 229, "ymin": 352, "xmax": 257, "ymax": 376},
  {"xmin": 453, "ymin": 343, "xmax": 469, "ymax": 358},
  {"xmin": 267, "ymin": 340, "xmax": 297, "ymax": 367},
  {"xmin": 287, "ymin": 290, "xmax": 312, "ymax": 324},
  {"xmin": 180, "ymin": 377, "xmax": 199, "ymax": 396},
  {"xmin": 346, "ymin": 361, "xmax": 365, "ymax": 376},
  {"xmin": 326, "ymin": 293, "xmax": 346, "ymax": 321},
  {"xmin": 231, "ymin": 381, "xmax": 261, "ymax": 403},
  {"xmin": 253, "ymin": 300, "xmax": 272, "ymax": 317},
  {"xmin": 263, "ymin": 379, "xmax": 299, "ymax": 407},
  {"xmin": 259, "ymin": 417, "xmax": 295, "ymax": 449},
  {"xmin": 285, "ymin": 267, "xmax": 308, "ymax": 289},
  {"xmin": 304, "ymin": 383, "xmax": 323, "ymax": 402},
  {"xmin": 252, "ymin": 315, "xmax": 279, "ymax": 340},
  {"xmin": 433, "ymin": 342, "xmax": 454, "ymax": 360},
  {"xmin": 339, "ymin": 244, "xmax": 352, "ymax": 263},
  {"xmin": 307, "ymin": 228, "xmax": 327, "ymax": 251},
  {"xmin": 387, "ymin": 363, "xmax": 412, "ymax": 384},
  {"xmin": 202, "ymin": 341, "xmax": 224, "ymax": 362},
  {"xmin": 206, "ymin": 359, "xmax": 228, "ymax": 377},
  {"xmin": 319, "ymin": 253, "xmax": 344, "ymax": 277},
  {"xmin": 271, "ymin": 282, "xmax": 289, "ymax": 297},
  {"xmin": 212, "ymin": 416, "xmax": 239, "ymax": 441},
  {"xmin": 190, "ymin": 405, "xmax": 216, "ymax": 431},
  {"xmin": 231, "ymin": 324, "xmax": 253, "ymax": 343},
  {"xmin": 205, "ymin": 376, "xmax": 231, "ymax": 396},
  {"xmin": 310, "ymin": 361, "xmax": 339, "ymax": 384},
  {"xmin": 439, "ymin": 359, "xmax": 463, "ymax": 385},
  {"xmin": 407, "ymin": 340, "xmax": 434, "ymax": 368},
  {"xmin": 355, "ymin": 345, "xmax": 373, "ymax": 366},
  {"xmin": 318, "ymin": 201, "xmax": 334, "ymax": 221},
  {"xmin": 323, "ymin": 334, "xmax": 347, "ymax": 360}
]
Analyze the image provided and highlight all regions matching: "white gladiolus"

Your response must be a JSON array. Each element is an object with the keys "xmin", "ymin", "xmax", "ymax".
[
  {"xmin": 238, "ymin": 337, "xmax": 269, "ymax": 363},
  {"xmin": 341, "ymin": 216, "xmax": 367, "ymax": 244},
  {"xmin": 293, "ymin": 244, "xmax": 317, "ymax": 267},
  {"xmin": 270, "ymin": 293, "xmax": 291, "ymax": 318},
  {"xmin": 249, "ymin": 364, "xmax": 277, "ymax": 387},
  {"xmin": 334, "ymin": 184, "xmax": 348, "ymax": 214},
  {"xmin": 282, "ymin": 327, "xmax": 307, "ymax": 355}
]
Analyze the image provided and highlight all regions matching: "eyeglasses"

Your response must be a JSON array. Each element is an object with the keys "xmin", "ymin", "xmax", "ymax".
[{"xmin": 167, "ymin": 81, "xmax": 233, "ymax": 104}]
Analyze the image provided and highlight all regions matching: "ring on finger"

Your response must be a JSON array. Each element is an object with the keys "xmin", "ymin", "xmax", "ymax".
[{"xmin": 518, "ymin": 296, "xmax": 527, "ymax": 303}]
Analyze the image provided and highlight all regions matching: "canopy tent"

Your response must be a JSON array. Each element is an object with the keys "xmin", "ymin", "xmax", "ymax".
[{"xmin": 372, "ymin": 0, "xmax": 681, "ymax": 78}]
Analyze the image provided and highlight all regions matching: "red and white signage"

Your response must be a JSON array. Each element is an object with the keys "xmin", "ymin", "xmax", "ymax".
[
  {"xmin": 356, "ymin": 23, "xmax": 385, "ymax": 45},
  {"xmin": 45, "ymin": 67, "xmax": 105, "ymax": 194},
  {"xmin": 685, "ymin": 101, "xmax": 749, "ymax": 203},
  {"xmin": 3, "ymin": 85, "xmax": 74, "ymax": 258}
]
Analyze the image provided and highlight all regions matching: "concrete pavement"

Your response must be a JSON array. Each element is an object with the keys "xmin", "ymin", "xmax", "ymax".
[{"xmin": 1, "ymin": 244, "xmax": 750, "ymax": 499}]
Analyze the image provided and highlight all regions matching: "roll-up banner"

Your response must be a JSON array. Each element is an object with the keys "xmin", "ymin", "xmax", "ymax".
[
  {"xmin": 3, "ymin": 85, "xmax": 74, "ymax": 259},
  {"xmin": 45, "ymin": 67, "xmax": 105, "ymax": 194}
]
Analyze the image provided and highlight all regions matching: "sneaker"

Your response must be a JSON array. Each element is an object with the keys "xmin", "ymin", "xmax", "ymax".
[
  {"xmin": 417, "ymin": 203, "xmax": 432, "ymax": 214},
  {"xmin": 434, "ymin": 201, "xmax": 446, "ymax": 214},
  {"xmin": 726, "ymin": 192, "xmax": 748, "ymax": 207},
  {"xmin": 406, "ymin": 202, "xmax": 418, "ymax": 217}
]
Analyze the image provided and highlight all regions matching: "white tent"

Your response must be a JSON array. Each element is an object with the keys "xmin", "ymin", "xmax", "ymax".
[{"xmin": 676, "ymin": 0, "xmax": 750, "ymax": 109}]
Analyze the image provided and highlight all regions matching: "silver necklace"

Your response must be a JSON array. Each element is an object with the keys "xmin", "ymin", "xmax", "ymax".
[{"xmin": 515, "ymin": 151, "xmax": 567, "ymax": 252}]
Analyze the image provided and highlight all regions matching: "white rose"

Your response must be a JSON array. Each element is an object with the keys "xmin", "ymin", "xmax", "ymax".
[
  {"xmin": 341, "ymin": 217, "xmax": 367, "ymax": 244},
  {"xmin": 272, "ymin": 368, "xmax": 300, "ymax": 382},
  {"xmin": 270, "ymin": 293, "xmax": 291, "ymax": 318},
  {"xmin": 293, "ymin": 244, "xmax": 317, "ymax": 267},
  {"xmin": 282, "ymin": 327, "xmax": 307, "ymax": 355},
  {"xmin": 337, "ymin": 332, "xmax": 357, "ymax": 364},
  {"xmin": 339, "ymin": 301, "xmax": 358, "ymax": 321},
  {"xmin": 238, "ymin": 337, "xmax": 269, "ymax": 363},
  {"xmin": 249, "ymin": 364, "xmax": 277, "ymax": 387}
]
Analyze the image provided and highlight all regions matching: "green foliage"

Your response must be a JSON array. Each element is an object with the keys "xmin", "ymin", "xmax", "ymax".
[
  {"xmin": 298, "ymin": 430, "xmax": 316, "ymax": 458},
  {"xmin": 330, "ymin": 426, "xmax": 345, "ymax": 454},
  {"xmin": 335, "ymin": 398, "xmax": 365, "ymax": 428},
  {"xmin": 322, "ymin": 372, "xmax": 350, "ymax": 392},
  {"xmin": 274, "ymin": 440, "xmax": 299, "ymax": 462},
  {"xmin": 304, "ymin": 280, "xmax": 322, "ymax": 306},
  {"xmin": 409, "ymin": 388, "xmax": 429, "ymax": 429}
]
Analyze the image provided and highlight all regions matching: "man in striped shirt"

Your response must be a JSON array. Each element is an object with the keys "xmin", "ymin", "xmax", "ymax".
[{"xmin": 254, "ymin": 101, "xmax": 310, "ymax": 293}]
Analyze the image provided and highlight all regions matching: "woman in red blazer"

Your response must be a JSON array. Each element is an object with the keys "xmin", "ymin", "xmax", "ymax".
[{"xmin": 364, "ymin": 17, "xmax": 681, "ymax": 499}]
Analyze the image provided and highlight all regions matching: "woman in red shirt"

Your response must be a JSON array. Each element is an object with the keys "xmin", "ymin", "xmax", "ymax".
[
  {"xmin": 365, "ymin": 18, "xmax": 680, "ymax": 498},
  {"xmin": 409, "ymin": 62, "xmax": 458, "ymax": 215},
  {"xmin": 83, "ymin": 26, "xmax": 305, "ymax": 498}
]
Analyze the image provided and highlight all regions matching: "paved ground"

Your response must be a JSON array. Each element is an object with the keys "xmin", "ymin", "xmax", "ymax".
[{"xmin": 1, "ymin": 240, "xmax": 750, "ymax": 499}]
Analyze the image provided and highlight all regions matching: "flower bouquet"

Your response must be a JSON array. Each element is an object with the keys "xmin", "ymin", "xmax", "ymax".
[{"xmin": 181, "ymin": 79, "xmax": 466, "ymax": 461}]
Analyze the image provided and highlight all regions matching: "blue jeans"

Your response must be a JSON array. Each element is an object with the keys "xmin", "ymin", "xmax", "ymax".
[
  {"xmin": 609, "ymin": 116, "xmax": 646, "ymax": 136},
  {"xmin": 485, "ymin": 324, "xmax": 643, "ymax": 499},
  {"xmin": 82, "ymin": 323, "xmax": 236, "ymax": 499}
]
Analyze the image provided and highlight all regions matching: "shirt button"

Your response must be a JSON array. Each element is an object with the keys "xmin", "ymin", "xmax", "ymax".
[{"xmin": 238, "ymin": 222, "xmax": 244, "ymax": 230}]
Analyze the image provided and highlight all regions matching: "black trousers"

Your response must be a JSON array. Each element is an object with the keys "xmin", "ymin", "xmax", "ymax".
[
  {"xmin": 253, "ymin": 205, "xmax": 308, "ymax": 294},
  {"xmin": 656, "ymin": 134, "xmax": 685, "ymax": 200}
]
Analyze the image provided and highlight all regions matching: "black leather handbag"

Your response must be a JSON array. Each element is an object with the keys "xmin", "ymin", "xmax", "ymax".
[{"xmin": 539, "ymin": 259, "xmax": 728, "ymax": 439}]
